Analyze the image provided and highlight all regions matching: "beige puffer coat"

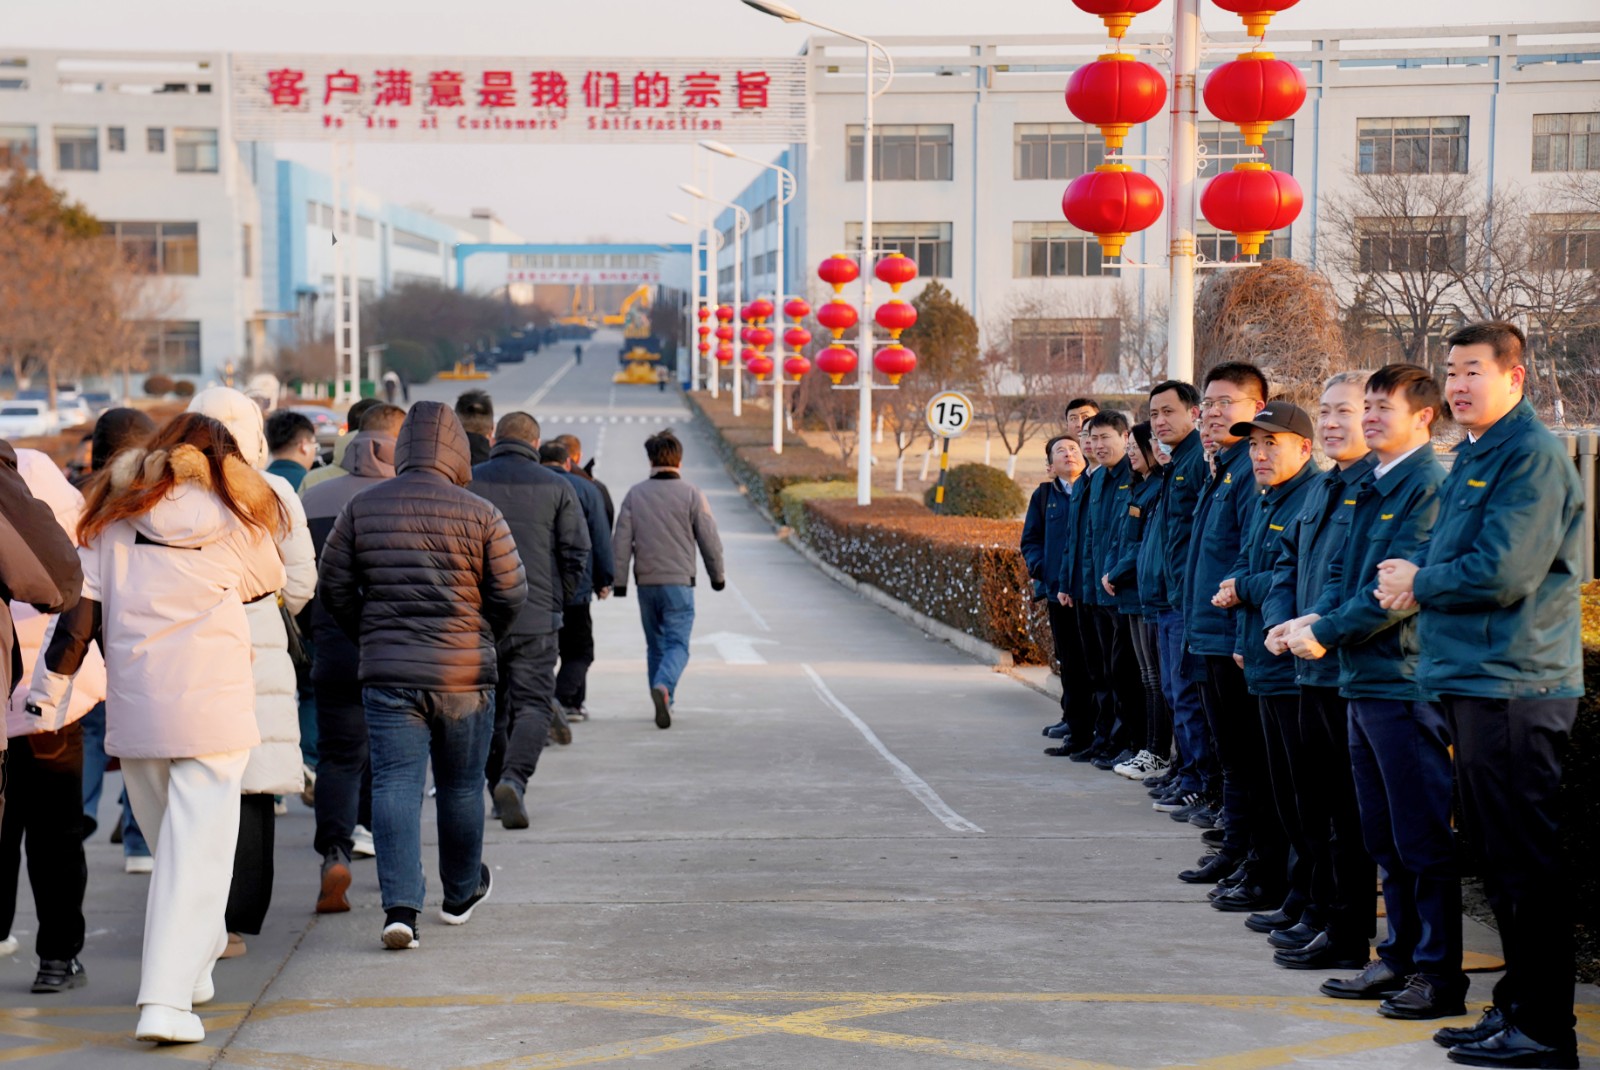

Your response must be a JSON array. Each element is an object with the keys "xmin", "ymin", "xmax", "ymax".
[{"xmin": 188, "ymin": 388, "xmax": 316, "ymax": 795}]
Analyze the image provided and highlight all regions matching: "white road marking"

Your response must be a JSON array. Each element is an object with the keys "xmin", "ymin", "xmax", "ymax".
[
  {"xmin": 801, "ymin": 663, "xmax": 985, "ymax": 835},
  {"xmin": 727, "ymin": 580, "xmax": 771, "ymax": 632},
  {"xmin": 692, "ymin": 631, "xmax": 778, "ymax": 665},
  {"xmin": 519, "ymin": 356, "xmax": 578, "ymax": 411}
]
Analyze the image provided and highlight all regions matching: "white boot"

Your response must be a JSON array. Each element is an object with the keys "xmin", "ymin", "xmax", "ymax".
[{"xmin": 135, "ymin": 1004, "xmax": 205, "ymax": 1044}]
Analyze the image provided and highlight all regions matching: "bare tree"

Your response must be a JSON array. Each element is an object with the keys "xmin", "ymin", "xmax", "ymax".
[
  {"xmin": 1110, "ymin": 281, "xmax": 1168, "ymax": 393},
  {"xmin": 1195, "ymin": 258, "xmax": 1350, "ymax": 406}
]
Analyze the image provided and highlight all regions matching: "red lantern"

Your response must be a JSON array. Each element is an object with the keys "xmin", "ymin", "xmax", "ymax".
[
  {"xmin": 748, "ymin": 326, "xmax": 775, "ymax": 349},
  {"xmin": 1071, "ymin": 0, "xmax": 1162, "ymax": 39},
  {"xmin": 739, "ymin": 304, "xmax": 755, "ymax": 323},
  {"xmin": 715, "ymin": 344, "xmax": 734, "ymax": 364},
  {"xmin": 817, "ymin": 254, "xmax": 860, "ymax": 294},
  {"xmin": 874, "ymin": 345, "xmax": 917, "ymax": 386},
  {"xmin": 698, "ymin": 341, "xmax": 712, "ymax": 355},
  {"xmin": 715, "ymin": 304, "xmax": 733, "ymax": 322},
  {"xmin": 784, "ymin": 297, "xmax": 811, "ymax": 321},
  {"xmin": 714, "ymin": 324, "xmax": 734, "ymax": 343},
  {"xmin": 739, "ymin": 326, "xmax": 754, "ymax": 344},
  {"xmin": 1203, "ymin": 51, "xmax": 1306, "ymax": 146},
  {"xmin": 816, "ymin": 344, "xmax": 858, "ymax": 385},
  {"xmin": 874, "ymin": 252, "xmax": 918, "ymax": 293},
  {"xmin": 1061, "ymin": 163, "xmax": 1165, "ymax": 258},
  {"xmin": 784, "ymin": 354, "xmax": 812, "ymax": 379},
  {"xmin": 746, "ymin": 354, "xmax": 775, "ymax": 380},
  {"xmin": 740, "ymin": 346, "xmax": 759, "ymax": 365},
  {"xmin": 816, "ymin": 300, "xmax": 859, "ymax": 339},
  {"xmin": 784, "ymin": 326, "xmax": 812, "ymax": 350},
  {"xmin": 874, "ymin": 300, "xmax": 918, "ymax": 340},
  {"xmin": 697, "ymin": 324, "xmax": 711, "ymax": 338},
  {"xmin": 1065, "ymin": 54, "xmax": 1167, "ymax": 150},
  {"xmin": 747, "ymin": 297, "xmax": 775, "ymax": 322},
  {"xmin": 697, "ymin": 306, "xmax": 711, "ymax": 321},
  {"xmin": 1200, "ymin": 161, "xmax": 1302, "ymax": 257},
  {"xmin": 1211, "ymin": 0, "xmax": 1298, "ymax": 36}
]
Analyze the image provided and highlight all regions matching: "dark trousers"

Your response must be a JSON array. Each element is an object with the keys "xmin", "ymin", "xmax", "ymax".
[
  {"xmin": 225, "ymin": 794, "xmax": 276, "ymax": 936},
  {"xmin": 1258, "ymin": 693, "xmax": 1310, "ymax": 921},
  {"xmin": 1298, "ymin": 686, "xmax": 1375, "ymax": 943},
  {"xmin": 487, "ymin": 633, "xmax": 560, "ymax": 790},
  {"xmin": 1045, "ymin": 599, "xmax": 1094, "ymax": 750},
  {"xmin": 1348, "ymin": 698, "xmax": 1461, "ymax": 984},
  {"xmin": 0, "ymin": 726, "xmax": 87, "ymax": 960},
  {"xmin": 1199, "ymin": 654, "xmax": 1280, "ymax": 874},
  {"xmin": 1443, "ymin": 695, "xmax": 1579, "ymax": 1045},
  {"xmin": 555, "ymin": 602, "xmax": 595, "ymax": 710},
  {"xmin": 313, "ymin": 678, "xmax": 372, "ymax": 860},
  {"xmin": 1090, "ymin": 607, "xmax": 1144, "ymax": 753},
  {"xmin": 1076, "ymin": 601, "xmax": 1114, "ymax": 753},
  {"xmin": 1130, "ymin": 615, "xmax": 1169, "ymax": 758},
  {"xmin": 1157, "ymin": 609, "xmax": 1214, "ymax": 795}
]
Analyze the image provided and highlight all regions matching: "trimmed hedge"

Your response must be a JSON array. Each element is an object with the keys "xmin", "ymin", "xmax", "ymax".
[
  {"xmin": 1573, "ymin": 583, "xmax": 1600, "ymax": 982},
  {"xmin": 685, "ymin": 391, "xmax": 850, "ymax": 517},
  {"xmin": 927, "ymin": 462, "xmax": 1027, "ymax": 518},
  {"xmin": 777, "ymin": 480, "xmax": 860, "ymax": 540}
]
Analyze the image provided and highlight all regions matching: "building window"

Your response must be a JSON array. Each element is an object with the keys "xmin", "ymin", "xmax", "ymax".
[
  {"xmin": 54, "ymin": 126, "xmax": 98, "ymax": 172},
  {"xmin": 1197, "ymin": 227, "xmax": 1283, "ymax": 262},
  {"xmin": 1532, "ymin": 112, "xmax": 1600, "ymax": 172},
  {"xmin": 107, "ymin": 126, "xmax": 126, "ymax": 152},
  {"xmin": 147, "ymin": 127, "xmax": 164, "ymax": 153},
  {"xmin": 103, "ymin": 221, "xmax": 199, "ymax": 276},
  {"xmin": 1013, "ymin": 318, "xmax": 1121, "ymax": 375},
  {"xmin": 1200, "ymin": 119, "xmax": 1294, "ymax": 174},
  {"xmin": 393, "ymin": 228, "xmax": 440, "ymax": 254},
  {"xmin": 1014, "ymin": 123, "xmax": 1105, "ymax": 181},
  {"xmin": 751, "ymin": 201, "xmax": 767, "ymax": 230},
  {"xmin": 1357, "ymin": 216, "xmax": 1466, "ymax": 272},
  {"xmin": 241, "ymin": 224, "xmax": 252, "ymax": 278},
  {"xmin": 844, "ymin": 221, "xmax": 953, "ymax": 278},
  {"xmin": 846, "ymin": 124, "xmax": 954, "ymax": 181},
  {"xmin": 173, "ymin": 127, "xmax": 218, "ymax": 172},
  {"xmin": 1357, "ymin": 116, "xmax": 1468, "ymax": 174},
  {"xmin": 355, "ymin": 215, "xmax": 376, "ymax": 240},
  {"xmin": 139, "ymin": 320, "xmax": 201, "ymax": 375},
  {"xmin": 1535, "ymin": 213, "xmax": 1600, "ymax": 270},
  {"xmin": 1012, "ymin": 221, "xmax": 1106, "ymax": 277},
  {"xmin": 0, "ymin": 123, "xmax": 35, "ymax": 167}
]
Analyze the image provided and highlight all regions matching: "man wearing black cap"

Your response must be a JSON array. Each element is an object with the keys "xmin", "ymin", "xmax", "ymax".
[
  {"xmin": 1285, "ymin": 364, "xmax": 1461, "ymax": 1020},
  {"xmin": 1211, "ymin": 401, "xmax": 1326, "ymax": 966}
]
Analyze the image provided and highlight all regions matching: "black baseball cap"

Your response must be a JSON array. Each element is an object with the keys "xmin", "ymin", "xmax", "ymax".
[{"xmin": 1231, "ymin": 400, "xmax": 1313, "ymax": 440}]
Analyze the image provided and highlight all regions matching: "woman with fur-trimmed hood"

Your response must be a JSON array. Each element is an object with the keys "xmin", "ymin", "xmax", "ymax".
[{"xmin": 28, "ymin": 414, "xmax": 286, "ymax": 1045}]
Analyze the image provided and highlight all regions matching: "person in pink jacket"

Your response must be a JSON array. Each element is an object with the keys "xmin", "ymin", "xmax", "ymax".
[{"xmin": 28, "ymin": 414, "xmax": 286, "ymax": 1045}]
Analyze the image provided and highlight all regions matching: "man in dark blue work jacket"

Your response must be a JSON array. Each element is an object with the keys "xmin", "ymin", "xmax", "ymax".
[
  {"xmin": 1260, "ymin": 372, "xmax": 1378, "ymax": 969},
  {"xmin": 1177, "ymin": 363, "xmax": 1273, "ymax": 909},
  {"xmin": 1214, "ymin": 402, "xmax": 1321, "ymax": 960},
  {"xmin": 1287, "ymin": 364, "xmax": 1458, "ymax": 1020},
  {"xmin": 1081, "ymin": 411, "xmax": 1141, "ymax": 769},
  {"xmin": 1022, "ymin": 434, "xmax": 1090, "ymax": 749},
  {"xmin": 1376, "ymin": 324, "xmax": 1584, "ymax": 1070},
  {"xmin": 1145, "ymin": 381, "xmax": 1217, "ymax": 818}
]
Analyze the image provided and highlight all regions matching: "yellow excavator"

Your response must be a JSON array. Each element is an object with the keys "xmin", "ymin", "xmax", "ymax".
[
  {"xmin": 558, "ymin": 281, "xmax": 596, "ymax": 327},
  {"xmin": 602, "ymin": 285, "xmax": 651, "ymax": 328},
  {"xmin": 612, "ymin": 286, "xmax": 667, "ymax": 385}
]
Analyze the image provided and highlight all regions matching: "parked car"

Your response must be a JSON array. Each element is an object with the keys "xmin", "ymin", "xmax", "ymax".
[
  {"xmin": 0, "ymin": 400, "xmax": 56, "ymax": 440},
  {"xmin": 54, "ymin": 397, "xmax": 93, "ymax": 430},
  {"xmin": 287, "ymin": 405, "xmax": 343, "ymax": 447}
]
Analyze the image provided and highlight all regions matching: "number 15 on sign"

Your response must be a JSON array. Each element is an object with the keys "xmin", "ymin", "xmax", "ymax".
[{"xmin": 926, "ymin": 391, "xmax": 973, "ymax": 512}]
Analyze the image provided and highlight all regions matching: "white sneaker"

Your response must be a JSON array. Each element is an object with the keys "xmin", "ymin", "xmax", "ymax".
[
  {"xmin": 192, "ymin": 972, "xmax": 214, "ymax": 1006},
  {"xmin": 273, "ymin": 798, "xmax": 289, "ymax": 816},
  {"xmin": 381, "ymin": 921, "xmax": 419, "ymax": 950},
  {"xmin": 135, "ymin": 1004, "xmax": 205, "ymax": 1044},
  {"xmin": 351, "ymin": 824, "xmax": 376, "ymax": 858},
  {"xmin": 125, "ymin": 855, "xmax": 154, "ymax": 874},
  {"xmin": 1143, "ymin": 755, "xmax": 1171, "ymax": 777},
  {"xmin": 0, "ymin": 935, "xmax": 17, "ymax": 956},
  {"xmin": 1114, "ymin": 750, "xmax": 1155, "ymax": 779}
]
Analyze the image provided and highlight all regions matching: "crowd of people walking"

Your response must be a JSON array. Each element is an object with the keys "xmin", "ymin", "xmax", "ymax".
[
  {"xmin": 1021, "ymin": 322, "xmax": 1583, "ymax": 1070},
  {"xmin": 0, "ymin": 383, "xmax": 723, "ymax": 1043}
]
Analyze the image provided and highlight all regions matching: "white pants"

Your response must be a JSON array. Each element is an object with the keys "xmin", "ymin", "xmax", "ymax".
[{"xmin": 121, "ymin": 749, "xmax": 249, "ymax": 1010}]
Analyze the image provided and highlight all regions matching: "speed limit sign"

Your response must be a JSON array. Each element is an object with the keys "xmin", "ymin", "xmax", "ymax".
[{"xmin": 926, "ymin": 391, "xmax": 974, "ymax": 439}]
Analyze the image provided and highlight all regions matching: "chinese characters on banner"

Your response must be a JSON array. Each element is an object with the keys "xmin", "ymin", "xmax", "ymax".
[
  {"xmin": 232, "ymin": 55, "xmax": 808, "ymax": 144},
  {"xmin": 505, "ymin": 268, "xmax": 662, "ymax": 285}
]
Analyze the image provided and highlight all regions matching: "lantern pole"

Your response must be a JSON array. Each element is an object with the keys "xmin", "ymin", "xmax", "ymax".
[
  {"xmin": 683, "ymin": 185, "xmax": 750, "ymax": 416},
  {"xmin": 1167, "ymin": 0, "xmax": 1200, "ymax": 384}
]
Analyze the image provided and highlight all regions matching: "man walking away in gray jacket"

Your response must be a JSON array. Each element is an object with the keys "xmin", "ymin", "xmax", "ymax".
[{"xmin": 612, "ymin": 430, "xmax": 725, "ymax": 730}]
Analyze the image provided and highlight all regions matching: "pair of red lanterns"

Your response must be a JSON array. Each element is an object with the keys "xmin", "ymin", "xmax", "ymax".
[
  {"xmin": 810, "ymin": 253, "xmax": 919, "ymax": 386},
  {"xmin": 1060, "ymin": 0, "xmax": 1306, "ymax": 260}
]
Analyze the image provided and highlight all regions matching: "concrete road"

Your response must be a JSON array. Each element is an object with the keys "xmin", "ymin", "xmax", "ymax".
[{"xmin": 2, "ymin": 332, "xmax": 1594, "ymax": 1068}]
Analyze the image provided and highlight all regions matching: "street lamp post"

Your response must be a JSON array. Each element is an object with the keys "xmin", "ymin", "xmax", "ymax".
[
  {"xmin": 741, "ymin": 0, "xmax": 894, "ymax": 504},
  {"xmin": 682, "ymin": 184, "xmax": 749, "ymax": 416},
  {"xmin": 670, "ymin": 210, "xmax": 727, "ymax": 398},
  {"xmin": 700, "ymin": 139, "xmax": 796, "ymax": 455}
]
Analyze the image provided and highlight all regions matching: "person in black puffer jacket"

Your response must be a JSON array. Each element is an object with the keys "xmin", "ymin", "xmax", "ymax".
[
  {"xmin": 318, "ymin": 401, "xmax": 526, "ymax": 950},
  {"xmin": 467, "ymin": 412, "xmax": 588, "ymax": 830}
]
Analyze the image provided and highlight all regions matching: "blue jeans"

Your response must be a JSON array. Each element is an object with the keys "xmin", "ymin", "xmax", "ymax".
[
  {"xmin": 637, "ymin": 585, "xmax": 695, "ymax": 699},
  {"xmin": 363, "ymin": 687, "xmax": 494, "ymax": 914},
  {"xmin": 1157, "ymin": 609, "xmax": 1215, "ymax": 795}
]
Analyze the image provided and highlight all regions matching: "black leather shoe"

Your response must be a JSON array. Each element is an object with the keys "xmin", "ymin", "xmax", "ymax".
[
  {"xmin": 1091, "ymin": 748, "xmax": 1132, "ymax": 771},
  {"xmin": 1206, "ymin": 865, "xmax": 1250, "ymax": 900},
  {"xmin": 1043, "ymin": 720, "xmax": 1070, "ymax": 738},
  {"xmin": 1267, "ymin": 920, "xmax": 1320, "ymax": 950},
  {"xmin": 1245, "ymin": 908, "xmax": 1297, "ymax": 934},
  {"xmin": 1200, "ymin": 828, "xmax": 1225, "ymax": 846},
  {"xmin": 1043, "ymin": 744, "xmax": 1076, "ymax": 756},
  {"xmin": 1273, "ymin": 932, "xmax": 1370, "ymax": 971},
  {"xmin": 1188, "ymin": 804, "xmax": 1221, "ymax": 829},
  {"xmin": 1067, "ymin": 747, "xmax": 1096, "ymax": 762},
  {"xmin": 1445, "ymin": 1025, "xmax": 1578, "ymax": 1069},
  {"xmin": 31, "ymin": 958, "xmax": 87, "ymax": 994},
  {"xmin": 1178, "ymin": 853, "xmax": 1238, "ymax": 884},
  {"xmin": 1378, "ymin": 975, "xmax": 1467, "ymax": 1021},
  {"xmin": 1435, "ymin": 1006, "xmax": 1507, "ymax": 1049},
  {"xmin": 1321, "ymin": 958, "xmax": 1407, "ymax": 1000},
  {"xmin": 1211, "ymin": 884, "xmax": 1279, "ymax": 912}
]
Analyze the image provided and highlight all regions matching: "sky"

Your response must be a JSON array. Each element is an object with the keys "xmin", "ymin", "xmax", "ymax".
[{"xmin": 12, "ymin": 0, "xmax": 1599, "ymax": 243}]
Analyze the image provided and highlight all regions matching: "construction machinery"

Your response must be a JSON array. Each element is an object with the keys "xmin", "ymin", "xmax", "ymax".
[{"xmin": 612, "ymin": 286, "xmax": 668, "ymax": 386}]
